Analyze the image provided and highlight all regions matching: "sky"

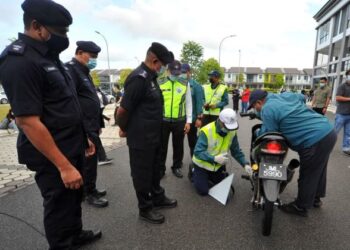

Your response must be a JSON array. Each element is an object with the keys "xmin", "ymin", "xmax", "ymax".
[{"xmin": 0, "ymin": 0, "xmax": 329, "ymax": 70}]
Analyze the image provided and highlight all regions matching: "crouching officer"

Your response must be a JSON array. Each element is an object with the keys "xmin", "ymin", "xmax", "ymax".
[
  {"xmin": 191, "ymin": 109, "xmax": 251, "ymax": 195},
  {"xmin": 117, "ymin": 42, "xmax": 177, "ymax": 224},
  {"xmin": 0, "ymin": 0, "xmax": 102, "ymax": 248},
  {"xmin": 66, "ymin": 41, "xmax": 109, "ymax": 208}
]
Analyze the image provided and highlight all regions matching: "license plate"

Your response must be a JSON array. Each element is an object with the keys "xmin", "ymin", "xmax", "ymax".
[{"xmin": 258, "ymin": 163, "xmax": 287, "ymax": 181}]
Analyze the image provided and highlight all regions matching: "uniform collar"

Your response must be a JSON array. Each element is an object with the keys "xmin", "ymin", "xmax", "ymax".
[
  {"xmin": 72, "ymin": 58, "xmax": 89, "ymax": 74},
  {"xmin": 141, "ymin": 62, "xmax": 157, "ymax": 80},
  {"xmin": 18, "ymin": 33, "xmax": 50, "ymax": 56}
]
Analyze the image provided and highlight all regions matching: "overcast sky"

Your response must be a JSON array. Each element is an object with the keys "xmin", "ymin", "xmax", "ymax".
[{"xmin": 0, "ymin": 0, "xmax": 329, "ymax": 70}]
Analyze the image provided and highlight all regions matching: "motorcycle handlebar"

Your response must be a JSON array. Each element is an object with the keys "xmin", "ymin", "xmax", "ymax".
[
  {"xmin": 240, "ymin": 112, "xmax": 257, "ymax": 119},
  {"xmin": 241, "ymin": 174, "xmax": 251, "ymax": 180}
]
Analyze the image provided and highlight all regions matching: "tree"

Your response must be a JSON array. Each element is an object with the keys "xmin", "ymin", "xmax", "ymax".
[
  {"xmin": 180, "ymin": 41, "xmax": 204, "ymax": 81},
  {"xmin": 236, "ymin": 73, "xmax": 245, "ymax": 84},
  {"xmin": 275, "ymin": 73, "xmax": 285, "ymax": 89},
  {"xmin": 118, "ymin": 68, "xmax": 133, "ymax": 86},
  {"xmin": 197, "ymin": 58, "xmax": 224, "ymax": 84},
  {"xmin": 90, "ymin": 70, "xmax": 101, "ymax": 87}
]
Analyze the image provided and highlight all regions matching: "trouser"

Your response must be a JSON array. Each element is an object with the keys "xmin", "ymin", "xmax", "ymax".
[
  {"xmin": 312, "ymin": 107, "xmax": 324, "ymax": 115},
  {"xmin": 30, "ymin": 156, "xmax": 84, "ymax": 250},
  {"xmin": 96, "ymin": 136, "xmax": 107, "ymax": 161},
  {"xmin": 83, "ymin": 132, "xmax": 100, "ymax": 194},
  {"xmin": 241, "ymin": 102, "xmax": 248, "ymax": 113},
  {"xmin": 129, "ymin": 146, "xmax": 165, "ymax": 211},
  {"xmin": 202, "ymin": 115, "xmax": 218, "ymax": 127},
  {"xmin": 160, "ymin": 120, "xmax": 186, "ymax": 171},
  {"xmin": 334, "ymin": 113, "xmax": 350, "ymax": 151},
  {"xmin": 233, "ymin": 100, "xmax": 239, "ymax": 112},
  {"xmin": 192, "ymin": 164, "xmax": 226, "ymax": 196},
  {"xmin": 295, "ymin": 130, "xmax": 337, "ymax": 209},
  {"xmin": 187, "ymin": 123, "xmax": 198, "ymax": 157}
]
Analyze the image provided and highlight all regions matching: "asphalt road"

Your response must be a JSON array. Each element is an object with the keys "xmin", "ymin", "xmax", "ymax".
[{"xmin": 0, "ymin": 106, "xmax": 349, "ymax": 250}]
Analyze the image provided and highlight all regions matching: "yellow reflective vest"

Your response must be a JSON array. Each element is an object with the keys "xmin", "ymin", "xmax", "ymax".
[
  {"xmin": 192, "ymin": 122, "xmax": 236, "ymax": 171},
  {"xmin": 203, "ymin": 84, "xmax": 227, "ymax": 116},
  {"xmin": 160, "ymin": 79, "xmax": 187, "ymax": 121}
]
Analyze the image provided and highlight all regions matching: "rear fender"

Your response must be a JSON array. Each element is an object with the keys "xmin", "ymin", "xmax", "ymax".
[{"xmin": 262, "ymin": 179, "xmax": 280, "ymax": 202}]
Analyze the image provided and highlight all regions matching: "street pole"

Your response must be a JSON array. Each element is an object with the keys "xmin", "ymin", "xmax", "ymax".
[
  {"xmin": 219, "ymin": 34, "xmax": 236, "ymax": 66},
  {"xmin": 238, "ymin": 49, "xmax": 241, "ymax": 88},
  {"xmin": 95, "ymin": 31, "xmax": 111, "ymax": 92}
]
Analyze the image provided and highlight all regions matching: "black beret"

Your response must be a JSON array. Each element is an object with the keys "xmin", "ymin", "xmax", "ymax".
[
  {"xmin": 76, "ymin": 41, "xmax": 101, "ymax": 54},
  {"xmin": 22, "ymin": 0, "xmax": 72, "ymax": 27},
  {"xmin": 149, "ymin": 42, "xmax": 174, "ymax": 65}
]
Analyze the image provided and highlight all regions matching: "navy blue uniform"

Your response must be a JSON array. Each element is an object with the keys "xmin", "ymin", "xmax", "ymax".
[
  {"xmin": 0, "ymin": 33, "xmax": 86, "ymax": 249},
  {"xmin": 66, "ymin": 58, "xmax": 103, "ymax": 194},
  {"xmin": 121, "ymin": 63, "xmax": 165, "ymax": 211}
]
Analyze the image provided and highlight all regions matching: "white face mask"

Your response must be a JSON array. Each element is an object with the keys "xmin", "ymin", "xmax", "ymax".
[
  {"xmin": 346, "ymin": 75, "xmax": 350, "ymax": 81},
  {"xmin": 319, "ymin": 83, "xmax": 325, "ymax": 88}
]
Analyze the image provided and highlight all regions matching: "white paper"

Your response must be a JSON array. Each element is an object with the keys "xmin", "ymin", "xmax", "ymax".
[{"xmin": 208, "ymin": 173, "xmax": 234, "ymax": 205}]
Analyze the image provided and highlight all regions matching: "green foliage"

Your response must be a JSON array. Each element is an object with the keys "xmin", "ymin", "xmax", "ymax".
[
  {"xmin": 236, "ymin": 73, "xmax": 245, "ymax": 84},
  {"xmin": 197, "ymin": 58, "xmax": 224, "ymax": 84},
  {"xmin": 0, "ymin": 104, "xmax": 10, "ymax": 121},
  {"xmin": 118, "ymin": 68, "xmax": 133, "ymax": 86},
  {"xmin": 275, "ymin": 73, "xmax": 285, "ymax": 89},
  {"xmin": 90, "ymin": 71, "xmax": 101, "ymax": 87},
  {"xmin": 263, "ymin": 73, "xmax": 284, "ymax": 90},
  {"xmin": 180, "ymin": 41, "xmax": 204, "ymax": 81}
]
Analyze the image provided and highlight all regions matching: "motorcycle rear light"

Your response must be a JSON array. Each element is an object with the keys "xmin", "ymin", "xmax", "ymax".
[{"xmin": 262, "ymin": 141, "xmax": 284, "ymax": 154}]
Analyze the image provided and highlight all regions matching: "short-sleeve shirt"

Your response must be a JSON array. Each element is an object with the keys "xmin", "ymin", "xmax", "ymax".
[
  {"xmin": 336, "ymin": 82, "xmax": 350, "ymax": 115},
  {"xmin": 121, "ymin": 63, "xmax": 163, "ymax": 149},
  {"xmin": 313, "ymin": 86, "xmax": 331, "ymax": 108},
  {"xmin": 0, "ymin": 33, "xmax": 85, "ymax": 166}
]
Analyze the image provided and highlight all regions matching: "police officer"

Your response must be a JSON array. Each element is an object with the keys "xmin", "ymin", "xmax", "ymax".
[
  {"xmin": 117, "ymin": 42, "xmax": 177, "ymax": 224},
  {"xmin": 0, "ymin": 0, "xmax": 101, "ymax": 248},
  {"xmin": 159, "ymin": 60, "xmax": 192, "ymax": 178},
  {"xmin": 202, "ymin": 70, "xmax": 229, "ymax": 126},
  {"xmin": 66, "ymin": 41, "xmax": 109, "ymax": 208}
]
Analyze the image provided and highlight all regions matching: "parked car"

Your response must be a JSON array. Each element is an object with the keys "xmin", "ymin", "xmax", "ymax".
[
  {"xmin": 0, "ymin": 91, "xmax": 8, "ymax": 104},
  {"xmin": 102, "ymin": 91, "xmax": 115, "ymax": 104}
]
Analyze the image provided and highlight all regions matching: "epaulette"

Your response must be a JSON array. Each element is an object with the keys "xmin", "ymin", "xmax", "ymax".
[
  {"xmin": 7, "ymin": 40, "xmax": 26, "ymax": 56},
  {"xmin": 137, "ymin": 69, "xmax": 148, "ymax": 78},
  {"xmin": 67, "ymin": 60, "xmax": 75, "ymax": 65}
]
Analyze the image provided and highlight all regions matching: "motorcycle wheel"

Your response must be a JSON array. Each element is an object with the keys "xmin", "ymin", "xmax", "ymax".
[{"xmin": 262, "ymin": 200, "xmax": 274, "ymax": 236}]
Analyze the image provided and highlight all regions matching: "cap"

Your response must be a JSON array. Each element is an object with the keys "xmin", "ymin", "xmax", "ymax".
[
  {"xmin": 208, "ymin": 70, "xmax": 221, "ymax": 78},
  {"xmin": 168, "ymin": 60, "xmax": 181, "ymax": 76},
  {"xmin": 148, "ymin": 42, "xmax": 174, "ymax": 65},
  {"xmin": 76, "ymin": 41, "xmax": 101, "ymax": 54},
  {"xmin": 248, "ymin": 89, "xmax": 268, "ymax": 110},
  {"xmin": 22, "ymin": 0, "xmax": 72, "ymax": 27},
  {"xmin": 219, "ymin": 108, "xmax": 238, "ymax": 130},
  {"xmin": 181, "ymin": 63, "xmax": 191, "ymax": 73}
]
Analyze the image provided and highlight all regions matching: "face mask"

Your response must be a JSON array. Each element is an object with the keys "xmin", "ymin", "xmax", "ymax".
[
  {"xmin": 346, "ymin": 75, "xmax": 350, "ymax": 81},
  {"xmin": 46, "ymin": 33, "xmax": 69, "ymax": 54},
  {"xmin": 169, "ymin": 75, "xmax": 178, "ymax": 82},
  {"xmin": 319, "ymin": 83, "xmax": 325, "ymax": 88},
  {"xmin": 179, "ymin": 73, "xmax": 188, "ymax": 81},
  {"xmin": 87, "ymin": 58, "xmax": 97, "ymax": 70},
  {"xmin": 221, "ymin": 127, "xmax": 229, "ymax": 133},
  {"xmin": 254, "ymin": 109, "xmax": 261, "ymax": 119},
  {"xmin": 209, "ymin": 78, "xmax": 215, "ymax": 84},
  {"xmin": 157, "ymin": 66, "xmax": 166, "ymax": 75}
]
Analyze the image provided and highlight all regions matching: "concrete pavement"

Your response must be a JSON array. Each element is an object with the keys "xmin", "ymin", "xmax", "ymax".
[{"xmin": 0, "ymin": 105, "xmax": 349, "ymax": 250}]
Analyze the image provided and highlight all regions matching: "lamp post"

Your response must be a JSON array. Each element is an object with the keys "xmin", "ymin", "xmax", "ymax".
[
  {"xmin": 218, "ymin": 34, "xmax": 236, "ymax": 66},
  {"xmin": 238, "ymin": 49, "xmax": 241, "ymax": 87},
  {"xmin": 95, "ymin": 30, "xmax": 111, "ymax": 81}
]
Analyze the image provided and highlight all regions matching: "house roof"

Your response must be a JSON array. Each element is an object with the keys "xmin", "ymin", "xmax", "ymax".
[
  {"xmin": 226, "ymin": 67, "xmax": 244, "ymax": 73},
  {"xmin": 246, "ymin": 67, "xmax": 263, "ymax": 74},
  {"xmin": 313, "ymin": 0, "xmax": 340, "ymax": 22},
  {"xmin": 98, "ymin": 69, "xmax": 120, "ymax": 76},
  {"xmin": 303, "ymin": 68, "xmax": 313, "ymax": 75},
  {"xmin": 265, "ymin": 68, "xmax": 283, "ymax": 74},
  {"xmin": 283, "ymin": 68, "xmax": 300, "ymax": 74}
]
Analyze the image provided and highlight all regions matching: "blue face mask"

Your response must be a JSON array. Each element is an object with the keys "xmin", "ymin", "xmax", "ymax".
[
  {"xmin": 221, "ymin": 127, "xmax": 229, "ymax": 133},
  {"xmin": 169, "ymin": 75, "xmax": 179, "ymax": 82},
  {"xmin": 158, "ymin": 66, "xmax": 166, "ymax": 75},
  {"xmin": 254, "ymin": 109, "xmax": 261, "ymax": 119},
  {"xmin": 87, "ymin": 58, "xmax": 97, "ymax": 70}
]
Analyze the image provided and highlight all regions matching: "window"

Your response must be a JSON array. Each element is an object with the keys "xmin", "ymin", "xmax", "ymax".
[
  {"xmin": 227, "ymin": 74, "xmax": 231, "ymax": 78},
  {"xmin": 298, "ymin": 75, "xmax": 301, "ymax": 80},
  {"xmin": 304, "ymin": 76, "xmax": 308, "ymax": 81},
  {"xmin": 259, "ymin": 75, "xmax": 262, "ymax": 79},
  {"xmin": 319, "ymin": 21, "xmax": 330, "ymax": 44}
]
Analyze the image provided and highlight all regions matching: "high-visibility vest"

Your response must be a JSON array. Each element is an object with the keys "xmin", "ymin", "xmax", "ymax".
[
  {"xmin": 192, "ymin": 121, "xmax": 236, "ymax": 172},
  {"xmin": 160, "ymin": 79, "xmax": 187, "ymax": 121},
  {"xmin": 203, "ymin": 84, "xmax": 227, "ymax": 116}
]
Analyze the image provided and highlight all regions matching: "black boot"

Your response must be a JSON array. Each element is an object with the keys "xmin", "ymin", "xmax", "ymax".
[
  {"xmin": 72, "ymin": 229, "xmax": 102, "ymax": 248},
  {"xmin": 86, "ymin": 192, "xmax": 109, "ymax": 208},
  {"xmin": 139, "ymin": 209, "xmax": 165, "ymax": 224},
  {"xmin": 154, "ymin": 196, "xmax": 177, "ymax": 209}
]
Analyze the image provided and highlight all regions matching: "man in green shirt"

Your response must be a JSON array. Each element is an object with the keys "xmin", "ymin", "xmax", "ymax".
[{"xmin": 312, "ymin": 77, "xmax": 331, "ymax": 115}]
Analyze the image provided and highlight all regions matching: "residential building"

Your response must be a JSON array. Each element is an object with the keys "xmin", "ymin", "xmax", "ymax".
[{"xmin": 313, "ymin": 0, "xmax": 350, "ymax": 101}]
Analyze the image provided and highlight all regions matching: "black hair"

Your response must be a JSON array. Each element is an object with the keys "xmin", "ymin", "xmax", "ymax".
[
  {"xmin": 320, "ymin": 77, "xmax": 328, "ymax": 81},
  {"xmin": 75, "ymin": 48, "xmax": 81, "ymax": 55},
  {"xmin": 346, "ymin": 69, "xmax": 350, "ymax": 76},
  {"xmin": 23, "ymin": 13, "xmax": 33, "ymax": 30}
]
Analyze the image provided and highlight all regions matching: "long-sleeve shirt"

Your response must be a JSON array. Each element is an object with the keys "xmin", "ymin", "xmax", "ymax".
[
  {"xmin": 194, "ymin": 120, "xmax": 248, "ymax": 167},
  {"xmin": 257, "ymin": 92, "xmax": 333, "ymax": 148},
  {"xmin": 185, "ymin": 81, "xmax": 193, "ymax": 123},
  {"xmin": 189, "ymin": 78, "xmax": 204, "ymax": 122}
]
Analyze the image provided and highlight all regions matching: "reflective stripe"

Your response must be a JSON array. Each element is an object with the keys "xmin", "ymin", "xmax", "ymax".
[
  {"xmin": 203, "ymin": 84, "xmax": 227, "ymax": 115},
  {"xmin": 192, "ymin": 122, "xmax": 236, "ymax": 171}
]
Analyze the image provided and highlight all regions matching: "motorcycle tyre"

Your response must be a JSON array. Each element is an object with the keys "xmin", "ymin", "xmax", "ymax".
[{"xmin": 262, "ymin": 200, "xmax": 274, "ymax": 236}]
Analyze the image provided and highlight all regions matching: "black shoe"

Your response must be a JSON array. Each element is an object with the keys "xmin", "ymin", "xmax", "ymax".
[
  {"xmin": 188, "ymin": 164, "xmax": 194, "ymax": 182},
  {"xmin": 280, "ymin": 201, "xmax": 308, "ymax": 217},
  {"xmin": 98, "ymin": 158, "xmax": 113, "ymax": 166},
  {"xmin": 72, "ymin": 229, "xmax": 102, "ymax": 248},
  {"xmin": 313, "ymin": 197, "xmax": 323, "ymax": 208},
  {"xmin": 172, "ymin": 168, "xmax": 183, "ymax": 178},
  {"xmin": 154, "ymin": 196, "xmax": 178, "ymax": 209},
  {"xmin": 343, "ymin": 150, "xmax": 350, "ymax": 156},
  {"xmin": 139, "ymin": 209, "xmax": 165, "ymax": 224},
  {"xmin": 94, "ymin": 189, "xmax": 107, "ymax": 198},
  {"xmin": 86, "ymin": 193, "xmax": 109, "ymax": 208}
]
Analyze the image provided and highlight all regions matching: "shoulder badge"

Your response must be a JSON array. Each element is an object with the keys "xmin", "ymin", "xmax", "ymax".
[
  {"xmin": 138, "ymin": 69, "xmax": 148, "ymax": 78},
  {"xmin": 8, "ymin": 40, "xmax": 26, "ymax": 56}
]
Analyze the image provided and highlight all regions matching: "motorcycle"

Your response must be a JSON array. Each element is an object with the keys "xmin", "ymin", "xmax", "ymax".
[{"xmin": 240, "ymin": 112, "xmax": 300, "ymax": 236}]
